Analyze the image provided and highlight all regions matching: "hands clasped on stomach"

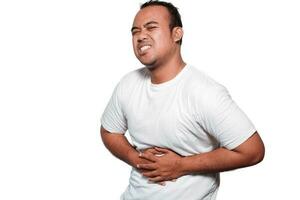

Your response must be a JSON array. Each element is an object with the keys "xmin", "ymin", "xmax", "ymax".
[{"xmin": 136, "ymin": 147, "xmax": 186, "ymax": 186}]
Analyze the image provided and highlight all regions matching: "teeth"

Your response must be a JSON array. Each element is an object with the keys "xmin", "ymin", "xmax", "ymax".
[{"xmin": 140, "ymin": 45, "xmax": 151, "ymax": 52}]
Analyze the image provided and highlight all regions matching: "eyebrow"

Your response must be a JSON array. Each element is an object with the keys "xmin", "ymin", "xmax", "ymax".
[{"xmin": 131, "ymin": 21, "xmax": 159, "ymax": 32}]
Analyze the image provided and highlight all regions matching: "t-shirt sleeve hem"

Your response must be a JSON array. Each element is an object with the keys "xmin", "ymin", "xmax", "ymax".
[
  {"xmin": 224, "ymin": 127, "xmax": 257, "ymax": 150},
  {"xmin": 101, "ymin": 118, "xmax": 127, "ymax": 134}
]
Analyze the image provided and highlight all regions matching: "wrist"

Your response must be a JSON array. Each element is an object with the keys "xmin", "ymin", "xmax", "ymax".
[
  {"xmin": 179, "ymin": 156, "xmax": 191, "ymax": 175},
  {"xmin": 127, "ymin": 149, "xmax": 140, "ymax": 167}
]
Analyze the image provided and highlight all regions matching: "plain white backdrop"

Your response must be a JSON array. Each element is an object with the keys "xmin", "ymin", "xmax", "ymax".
[{"xmin": 0, "ymin": 0, "xmax": 299, "ymax": 199}]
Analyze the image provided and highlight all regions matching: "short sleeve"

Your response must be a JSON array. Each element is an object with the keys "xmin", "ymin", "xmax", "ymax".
[
  {"xmin": 101, "ymin": 82, "xmax": 128, "ymax": 134},
  {"xmin": 199, "ymin": 85, "xmax": 256, "ymax": 150}
]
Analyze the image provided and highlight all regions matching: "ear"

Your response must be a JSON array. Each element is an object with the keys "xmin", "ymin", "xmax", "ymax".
[{"xmin": 172, "ymin": 27, "xmax": 183, "ymax": 43}]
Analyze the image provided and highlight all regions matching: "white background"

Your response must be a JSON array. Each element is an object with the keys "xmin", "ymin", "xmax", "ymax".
[{"xmin": 0, "ymin": 0, "xmax": 299, "ymax": 199}]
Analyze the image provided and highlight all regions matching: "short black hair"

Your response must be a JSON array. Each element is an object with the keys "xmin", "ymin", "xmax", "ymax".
[{"xmin": 140, "ymin": 0, "xmax": 183, "ymax": 45}]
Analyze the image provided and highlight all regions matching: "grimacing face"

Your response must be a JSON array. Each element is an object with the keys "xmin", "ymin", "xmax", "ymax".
[{"xmin": 131, "ymin": 6, "xmax": 181, "ymax": 68}]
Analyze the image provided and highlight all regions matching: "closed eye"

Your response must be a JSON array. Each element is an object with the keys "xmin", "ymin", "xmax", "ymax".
[
  {"xmin": 131, "ymin": 30, "xmax": 140, "ymax": 35},
  {"xmin": 147, "ymin": 26, "xmax": 157, "ymax": 31}
]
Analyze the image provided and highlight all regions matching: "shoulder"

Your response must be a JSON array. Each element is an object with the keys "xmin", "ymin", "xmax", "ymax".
[
  {"xmin": 183, "ymin": 65, "xmax": 231, "ymax": 116},
  {"xmin": 114, "ymin": 66, "xmax": 148, "ymax": 98},
  {"xmin": 119, "ymin": 66, "xmax": 148, "ymax": 85},
  {"xmin": 184, "ymin": 65, "xmax": 228, "ymax": 98},
  {"xmin": 185, "ymin": 66, "xmax": 231, "ymax": 118}
]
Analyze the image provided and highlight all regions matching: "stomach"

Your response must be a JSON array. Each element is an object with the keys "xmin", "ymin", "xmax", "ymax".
[{"xmin": 122, "ymin": 168, "xmax": 219, "ymax": 200}]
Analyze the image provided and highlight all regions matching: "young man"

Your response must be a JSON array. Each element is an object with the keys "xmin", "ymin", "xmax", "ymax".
[{"xmin": 101, "ymin": 1, "xmax": 265, "ymax": 199}]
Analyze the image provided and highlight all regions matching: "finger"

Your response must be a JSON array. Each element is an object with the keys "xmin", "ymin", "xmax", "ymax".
[
  {"xmin": 143, "ymin": 148, "xmax": 161, "ymax": 155},
  {"xmin": 141, "ymin": 147, "xmax": 154, "ymax": 152},
  {"xmin": 137, "ymin": 163, "xmax": 156, "ymax": 170},
  {"xmin": 149, "ymin": 176, "xmax": 163, "ymax": 182},
  {"xmin": 139, "ymin": 152, "xmax": 157, "ymax": 162},
  {"xmin": 154, "ymin": 147, "xmax": 170, "ymax": 153},
  {"xmin": 143, "ymin": 170, "xmax": 159, "ymax": 178},
  {"xmin": 138, "ymin": 169, "xmax": 152, "ymax": 174}
]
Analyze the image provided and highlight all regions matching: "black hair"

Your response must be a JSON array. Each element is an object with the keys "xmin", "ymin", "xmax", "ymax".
[{"xmin": 140, "ymin": 0, "xmax": 183, "ymax": 45}]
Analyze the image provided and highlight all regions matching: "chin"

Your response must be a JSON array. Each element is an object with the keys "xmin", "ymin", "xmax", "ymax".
[
  {"xmin": 145, "ymin": 65, "xmax": 157, "ymax": 71},
  {"xmin": 143, "ymin": 61, "xmax": 157, "ymax": 70},
  {"xmin": 138, "ymin": 58, "xmax": 157, "ymax": 68}
]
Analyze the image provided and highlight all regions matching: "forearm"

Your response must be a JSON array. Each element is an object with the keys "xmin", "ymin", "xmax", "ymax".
[
  {"xmin": 181, "ymin": 133, "xmax": 265, "ymax": 174},
  {"xmin": 181, "ymin": 147, "xmax": 252, "ymax": 174},
  {"xmin": 100, "ymin": 126, "xmax": 139, "ymax": 167}
]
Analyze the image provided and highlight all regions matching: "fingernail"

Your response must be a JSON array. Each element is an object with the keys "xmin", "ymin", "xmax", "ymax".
[
  {"xmin": 139, "ymin": 152, "xmax": 142, "ymax": 157},
  {"xmin": 137, "ymin": 164, "xmax": 140, "ymax": 168}
]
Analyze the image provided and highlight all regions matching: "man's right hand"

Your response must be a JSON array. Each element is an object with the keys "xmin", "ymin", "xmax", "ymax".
[
  {"xmin": 134, "ymin": 147, "xmax": 162, "ymax": 172},
  {"xmin": 101, "ymin": 127, "xmax": 171, "ymax": 186},
  {"xmin": 137, "ymin": 148, "xmax": 165, "ymax": 186},
  {"xmin": 135, "ymin": 147, "xmax": 177, "ymax": 186}
]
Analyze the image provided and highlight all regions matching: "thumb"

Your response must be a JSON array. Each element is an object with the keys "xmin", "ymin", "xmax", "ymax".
[{"xmin": 154, "ymin": 147, "xmax": 170, "ymax": 153}]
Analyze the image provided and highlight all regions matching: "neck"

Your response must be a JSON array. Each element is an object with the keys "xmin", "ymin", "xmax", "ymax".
[{"xmin": 147, "ymin": 54, "xmax": 186, "ymax": 84}]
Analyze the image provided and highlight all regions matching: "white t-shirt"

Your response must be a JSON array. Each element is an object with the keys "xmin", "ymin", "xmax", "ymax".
[{"xmin": 101, "ymin": 64, "xmax": 256, "ymax": 200}]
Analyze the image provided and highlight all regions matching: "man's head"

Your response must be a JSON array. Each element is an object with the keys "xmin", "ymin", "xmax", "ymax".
[{"xmin": 131, "ymin": 0, "xmax": 183, "ymax": 68}]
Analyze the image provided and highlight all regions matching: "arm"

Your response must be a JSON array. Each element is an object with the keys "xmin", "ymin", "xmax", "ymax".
[
  {"xmin": 101, "ymin": 126, "xmax": 162, "ymax": 168},
  {"xmin": 100, "ymin": 125, "xmax": 139, "ymax": 167},
  {"xmin": 101, "ymin": 125, "xmax": 168, "ymax": 185},
  {"xmin": 138, "ymin": 132, "xmax": 265, "ymax": 182},
  {"xmin": 180, "ymin": 132, "xmax": 265, "ymax": 174}
]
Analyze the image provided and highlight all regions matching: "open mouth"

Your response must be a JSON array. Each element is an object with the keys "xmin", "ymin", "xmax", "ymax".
[
  {"xmin": 140, "ymin": 45, "xmax": 151, "ymax": 51},
  {"xmin": 138, "ymin": 45, "xmax": 151, "ymax": 54}
]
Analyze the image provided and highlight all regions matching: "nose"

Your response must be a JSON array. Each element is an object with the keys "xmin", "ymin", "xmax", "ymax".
[
  {"xmin": 137, "ymin": 30, "xmax": 148, "ymax": 43},
  {"xmin": 137, "ymin": 37, "xmax": 146, "ymax": 43}
]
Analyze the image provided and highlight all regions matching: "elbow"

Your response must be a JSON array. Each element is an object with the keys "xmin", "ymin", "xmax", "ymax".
[
  {"xmin": 242, "ymin": 132, "xmax": 265, "ymax": 166},
  {"xmin": 233, "ymin": 132, "xmax": 265, "ymax": 168},
  {"xmin": 249, "ymin": 143, "xmax": 265, "ymax": 166},
  {"xmin": 252, "ymin": 148, "xmax": 265, "ymax": 165}
]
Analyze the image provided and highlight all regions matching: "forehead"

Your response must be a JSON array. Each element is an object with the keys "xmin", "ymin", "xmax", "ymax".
[{"xmin": 132, "ymin": 5, "xmax": 170, "ymax": 26}]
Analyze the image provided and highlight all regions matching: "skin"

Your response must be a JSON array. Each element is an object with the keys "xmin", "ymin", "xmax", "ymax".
[
  {"xmin": 100, "ymin": 126, "xmax": 167, "ymax": 185},
  {"xmin": 101, "ymin": 5, "xmax": 265, "ymax": 186},
  {"xmin": 131, "ymin": 5, "xmax": 185, "ymax": 84},
  {"xmin": 137, "ymin": 133, "xmax": 265, "ymax": 182}
]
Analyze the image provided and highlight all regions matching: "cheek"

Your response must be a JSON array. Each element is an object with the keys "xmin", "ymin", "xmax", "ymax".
[
  {"xmin": 153, "ymin": 30, "xmax": 172, "ymax": 44},
  {"xmin": 132, "ymin": 37, "xmax": 136, "ymax": 48},
  {"xmin": 152, "ymin": 31, "xmax": 172, "ymax": 48},
  {"xmin": 132, "ymin": 38, "xmax": 138, "ymax": 53}
]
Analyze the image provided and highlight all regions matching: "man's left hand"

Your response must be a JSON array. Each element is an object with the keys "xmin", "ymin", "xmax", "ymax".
[{"xmin": 137, "ymin": 147, "xmax": 186, "ymax": 183}]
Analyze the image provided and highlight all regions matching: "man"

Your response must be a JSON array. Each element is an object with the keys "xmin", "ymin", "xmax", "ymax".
[{"xmin": 100, "ymin": 1, "xmax": 265, "ymax": 199}]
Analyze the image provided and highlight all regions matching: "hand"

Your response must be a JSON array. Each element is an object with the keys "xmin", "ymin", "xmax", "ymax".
[
  {"xmin": 137, "ymin": 147, "xmax": 162, "ymax": 169},
  {"xmin": 137, "ymin": 147, "xmax": 185, "ymax": 183},
  {"xmin": 137, "ymin": 147, "xmax": 167, "ymax": 186}
]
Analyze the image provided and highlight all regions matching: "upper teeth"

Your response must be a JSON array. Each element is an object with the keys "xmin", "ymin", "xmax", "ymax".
[{"xmin": 140, "ymin": 45, "xmax": 151, "ymax": 51}]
